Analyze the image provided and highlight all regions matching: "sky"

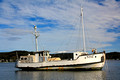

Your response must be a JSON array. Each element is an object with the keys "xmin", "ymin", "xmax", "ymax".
[{"xmin": 0, "ymin": 0, "xmax": 120, "ymax": 53}]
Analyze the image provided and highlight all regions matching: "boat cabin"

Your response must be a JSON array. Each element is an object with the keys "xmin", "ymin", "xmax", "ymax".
[
  {"xmin": 73, "ymin": 51, "xmax": 88, "ymax": 60},
  {"xmin": 19, "ymin": 50, "xmax": 88, "ymax": 63},
  {"xmin": 20, "ymin": 54, "xmax": 35, "ymax": 63},
  {"xmin": 37, "ymin": 50, "xmax": 50, "ymax": 62},
  {"xmin": 19, "ymin": 50, "xmax": 50, "ymax": 63},
  {"xmin": 50, "ymin": 51, "xmax": 88, "ymax": 60}
]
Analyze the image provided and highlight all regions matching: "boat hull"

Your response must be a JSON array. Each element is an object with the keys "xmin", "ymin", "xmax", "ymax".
[
  {"xmin": 17, "ymin": 62, "xmax": 104, "ymax": 71},
  {"xmin": 16, "ymin": 53, "xmax": 105, "ymax": 71}
]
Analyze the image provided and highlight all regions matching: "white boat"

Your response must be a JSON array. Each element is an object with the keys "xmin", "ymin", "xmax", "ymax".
[{"xmin": 16, "ymin": 7, "xmax": 106, "ymax": 71}]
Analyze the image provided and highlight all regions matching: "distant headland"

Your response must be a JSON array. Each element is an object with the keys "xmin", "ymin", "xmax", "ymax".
[{"xmin": 0, "ymin": 51, "xmax": 120, "ymax": 62}]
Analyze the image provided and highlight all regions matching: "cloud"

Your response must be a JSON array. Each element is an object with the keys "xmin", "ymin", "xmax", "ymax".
[
  {"xmin": 8, "ymin": 37, "xmax": 21, "ymax": 41},
  {"xmin": 0, "ymin": 0, "xmax": 120, "ymax": 52},
  {"xmin": 0, "ymin": 28, "xmax": 33, "ymax": 39}
]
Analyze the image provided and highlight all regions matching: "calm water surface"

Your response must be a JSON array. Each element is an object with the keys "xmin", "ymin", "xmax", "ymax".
[{"xmin": 0, "ymin": 60, "xmax": 120, "ymax": 80}]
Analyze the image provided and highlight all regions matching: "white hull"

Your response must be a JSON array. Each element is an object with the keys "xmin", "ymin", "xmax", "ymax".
[{"xmin": 16, "ymin": 53, "xmax": 105, "ymax": 71}]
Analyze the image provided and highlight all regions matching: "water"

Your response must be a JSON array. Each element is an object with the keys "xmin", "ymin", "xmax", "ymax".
[{"xmin": 0, "ymin": 60, "xmax": 120, "ymax": 80}]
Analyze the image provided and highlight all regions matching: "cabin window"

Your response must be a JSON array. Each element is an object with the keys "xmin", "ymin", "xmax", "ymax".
[
  {"xmin": 44, "ymin": 52, "xmax": 47, "ymax": 56},
  {"xmin": 76, "ymin": 54, "xmax": 78, "ymax": 56},
  {"xmin": 95, "ymin": 56, "xmax": 97, "ymax": 58},
  {"xmin": 25, "ymin": 58, "xmax": 27, "ymax": 60},
  {"xmin": 44, "ymin": 53, "xmax": 46, "ymax": 56},
  {"xmin": 45, "ymin": 53, "xmax": 47, "ymax": 56}
]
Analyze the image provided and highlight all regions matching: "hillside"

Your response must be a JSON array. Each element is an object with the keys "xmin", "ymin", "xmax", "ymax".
[
  {"xmin": 106, "ymin": 52, "xmax": 120, "ymax": 60},
  {"xmin": 0, "ymin": 51, "xmax": 34, "ymax": 62},
  {"xmin": 0, "ymin": 51, "xmax": 120, "ymax": 62}
]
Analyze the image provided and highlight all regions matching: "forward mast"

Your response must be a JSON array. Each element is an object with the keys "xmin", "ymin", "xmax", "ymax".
[{"xmin": 33, "ymin": 26, "xmax": 39, "ymax": 52}]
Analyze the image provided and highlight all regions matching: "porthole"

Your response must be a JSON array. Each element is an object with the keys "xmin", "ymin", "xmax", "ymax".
[
  {"xmin": 95, "ymin": 56, "xmax": 97, "ymax": 58},
  {"xmin": 25, "ymin": 58, "xmax": 27, "ymax": 60}
]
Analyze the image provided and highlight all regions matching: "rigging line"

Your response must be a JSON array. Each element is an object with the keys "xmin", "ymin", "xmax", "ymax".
[
  {"xmin": 76, "ymin": 18, "xmax": 82, "ymax": 51},
  {"xmin": 82, "ymin": 0, "xmax": 97, "ymax": 51},
  {"xmin": 75, "ymin": 6, "xmax": 85, "ymax": 52},
  {"xmin": 31, "ymin": 30, "xmax": 36, "ymax": 51},
  {"xmin": 65, "ymin": 17, "xmax": 81, "ymax": 51},
  {"xmin": 31, "ymin": 35, "xmax": 35, "ymax": 51},
  {"xmin": 57, "ymin": 0, "xmax": 86, "ymax": 52},
  {"xmin": 84, "ymin": 20, "xmax": 91, "ymax": 51},
  {"xmin": 57, "ymin": 15, "xmax": 80, "ymax": 52},
  {"xmin": 37, "ymin": 31, "xmax": 46, "ymax": 51},
  {"xmin": 53, "ymin": 1, "xmax": 76, "ymax": 51},
  {"xmin": 38, "ymin": 35, "xmax": 44, "ymax": 51}
]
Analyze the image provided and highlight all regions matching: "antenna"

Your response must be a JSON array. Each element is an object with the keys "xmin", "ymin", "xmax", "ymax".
[{"xmin": 81, "ymin": 7, "xmax": 86, "ymax": 52}]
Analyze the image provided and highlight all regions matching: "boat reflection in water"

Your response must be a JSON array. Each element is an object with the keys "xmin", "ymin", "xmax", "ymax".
[{"xmin": 15, "ymin": 70, "xmax": 106, "ymax": 80}]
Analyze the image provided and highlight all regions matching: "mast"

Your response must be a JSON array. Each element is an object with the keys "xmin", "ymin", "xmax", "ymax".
[
  {"xmin": 33, "ymin": 26, "xmax": 39, "ymax": 52},
  {"xmin": 81, "ymin": 7, "xmax": 86, "ymax": 52}
]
